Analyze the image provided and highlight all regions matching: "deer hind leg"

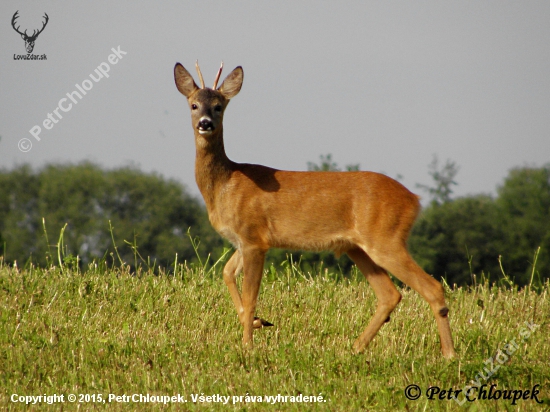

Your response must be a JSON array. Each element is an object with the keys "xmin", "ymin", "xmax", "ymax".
[
  {"xmin": 367, "ymin": 243, "xmax": 456, "ymax": 359},
  {"xmin": 347, "ymin": 248, "xmax": 402, "ymax": 354},
  {"xmin": 223, "ymin": 250, "xmax": 273, "ymax": 330}
]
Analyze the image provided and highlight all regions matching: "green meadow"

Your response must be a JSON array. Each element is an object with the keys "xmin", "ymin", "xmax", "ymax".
[{"xmin": 1, "ymin": 252, "xmax": 548, "ymax": 411}]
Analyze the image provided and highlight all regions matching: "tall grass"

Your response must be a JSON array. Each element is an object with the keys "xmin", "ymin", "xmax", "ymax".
[
  {"xmin": 0, "ymin": 224, "xmax": 548, "ymax": 410},
  {"xmin": 1, "ymin": 253, "xmax": 548, "ymax": 411}
]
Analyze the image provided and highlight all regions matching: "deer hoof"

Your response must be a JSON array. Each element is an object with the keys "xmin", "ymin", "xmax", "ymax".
[
  {"xmin": 253, "ymin": 317, "xmax": 274, "ymax": 328},
  {"xmin": 352, "ymin": 339, "xmax": 366, "ymax": 354}
]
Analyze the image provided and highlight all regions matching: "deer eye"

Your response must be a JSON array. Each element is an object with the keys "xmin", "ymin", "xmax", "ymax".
[
  {"xmin": 191, "ymin": 104, "xmax": 198, "ymax": 110},
  {"xmin": 214, "ymin": 105, "xmax": 222, "ymax": 112}
]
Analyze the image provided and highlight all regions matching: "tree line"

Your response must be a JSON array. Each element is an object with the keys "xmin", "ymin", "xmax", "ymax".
[
  {"xmin": 0, "ymin": 163, "xmax": 223, "ymax": 270},
  {"xmin": 0, "ymin": 160, "xmax": 548, "ymax": 286},
  {"xmin": 409, "ymin": 161, "xmax": 550, "ymax": 286}
]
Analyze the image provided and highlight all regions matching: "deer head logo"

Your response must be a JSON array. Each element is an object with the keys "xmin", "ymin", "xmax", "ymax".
[{"xmin": 11, "ymin": 11, "xmax": 49, "ymax": 54}]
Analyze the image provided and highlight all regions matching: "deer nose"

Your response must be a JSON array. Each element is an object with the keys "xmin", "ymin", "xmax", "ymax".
[{"xmin": 198, "ymin": 117, "xmax": 214, "ymax": 132}]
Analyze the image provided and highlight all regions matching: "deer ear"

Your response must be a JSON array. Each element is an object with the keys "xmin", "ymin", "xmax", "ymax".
[
  {"xmin": 174, "ymin": 63, "xmax": 198, "ymax": 97},
  {"xmin": 218, "ymin": 67, "xmax": 243, "ymax": 99}
]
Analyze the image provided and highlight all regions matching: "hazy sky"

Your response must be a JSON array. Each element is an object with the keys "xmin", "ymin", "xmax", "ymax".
[{"xmin": 2, "ymin": 1, "xmax": 549, "ymax": 202}]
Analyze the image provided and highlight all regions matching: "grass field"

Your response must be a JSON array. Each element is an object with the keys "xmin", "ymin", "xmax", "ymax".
[{"xmin": 1, "ymin": 255, "xmax": 548, "ymax": 411}]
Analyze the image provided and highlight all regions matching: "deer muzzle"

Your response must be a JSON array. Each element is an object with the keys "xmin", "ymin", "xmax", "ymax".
[{"xmin": 198, "ymin": 117, "xmax": 214, "ymax": 135}]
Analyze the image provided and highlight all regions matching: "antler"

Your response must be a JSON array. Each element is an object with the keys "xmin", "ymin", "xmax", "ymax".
[
  {"xmin": 11, "ymin": 11, "xmax": 49, "ymax": 39},
  {"xmin": 213, "ymin": 62, "xmax": 224, "ymax": 89},
  {"xmin": 11, "ymin": 11, "xmax": 25, "ymax": 36},
  {"xmin": 32, "ymin": 13, "xmax": 49, "ymax": 39},
  {"xmin": 195, "ymin": 60, "xmax": 205, "ymax": 89}
]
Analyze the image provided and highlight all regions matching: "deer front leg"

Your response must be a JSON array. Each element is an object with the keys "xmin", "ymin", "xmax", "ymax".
[
  {"xmin": 223, "ymin": 250, "xmax": 245, "ymax": 321},
  {"xmin": 240, "ymin": 246, "xmax": 267, "ymax": 347},
  {"xmin": 223, "ymin": 250, "xmax": 273, "ymax": 330}
]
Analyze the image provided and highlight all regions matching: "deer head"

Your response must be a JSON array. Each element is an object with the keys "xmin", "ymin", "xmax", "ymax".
[
  {"xmin": 12, "ymin": 11, "xmax": 49, "ymax": 54},
  {"xmin": 174, "ymin": 61, "xmax": 243, "ymax": 138}
]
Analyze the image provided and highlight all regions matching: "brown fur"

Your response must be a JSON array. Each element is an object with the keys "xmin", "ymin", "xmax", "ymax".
[{"xmin": 174, "ymin": 62, "xmax": 456, "ymax": 358}]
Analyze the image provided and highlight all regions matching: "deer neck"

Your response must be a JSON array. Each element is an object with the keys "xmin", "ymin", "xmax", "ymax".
[{"xmin": 194, "ymin": 125, "xmax": 233, "ymax": 212}]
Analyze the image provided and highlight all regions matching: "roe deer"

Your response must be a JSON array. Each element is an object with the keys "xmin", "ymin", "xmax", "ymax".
[{"xmin": 174, "ymin": 61, "xmax": 456, "ymax": 358}]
